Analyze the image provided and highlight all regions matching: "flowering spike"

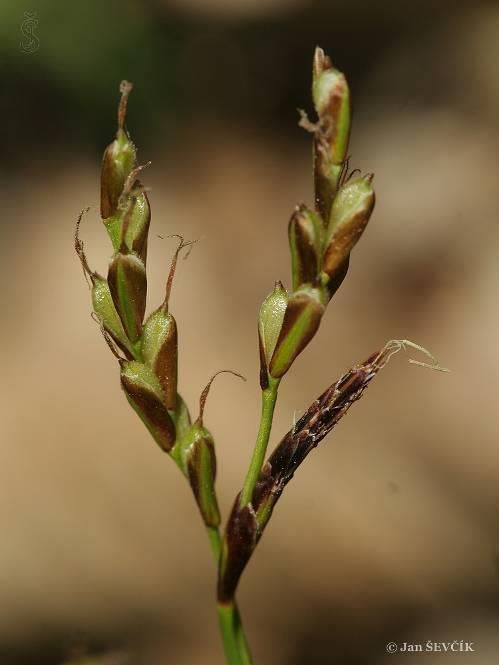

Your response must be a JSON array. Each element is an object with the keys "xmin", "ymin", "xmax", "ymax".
[{"xmin": 76, "ymin": 52, "xmax": 403, "ymax": 662}]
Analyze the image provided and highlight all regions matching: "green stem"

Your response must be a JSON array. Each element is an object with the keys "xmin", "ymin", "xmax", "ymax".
[
  {"xmin": 240, "ymin": 376, "xmax": 280, "ymax": 506},
  {"xmin": 206, "ymin": 527, "xmax": 253, "ymax": 665},
  {"xmin": 203, "ymin": 373, "xmax": 280, "ymax": 664},
  {"xmin": 216, "ymin": 375, "xmax": 280, "ymax": 662},
  {"xmin": 207, "ymin": 525, "xmax": 222, "ymax": 561},
  {"xmin": 218, "ymin": 602, "xmax": 252, "ymax": 665}
]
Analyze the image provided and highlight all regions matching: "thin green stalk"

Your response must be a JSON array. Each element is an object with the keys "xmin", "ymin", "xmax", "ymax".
[
  {"xmin": 218, "ymin": 602, "xmax": 252, "ymax": 665},
  {"xmin": 207, "ymin": 525, "xmax": 222, "ymax": 561},
  {"xmin": 240, "ymin": 376, "xmax": 280, "ymax": 507},
  {"xmin": 206, "ymin": 527, "xmax": 252, "ymax": 665}
]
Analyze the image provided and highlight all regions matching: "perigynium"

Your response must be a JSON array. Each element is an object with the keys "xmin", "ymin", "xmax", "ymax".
[{"xmin": 76, "ymin": 47, "xmax": 446, "ymax": 665}]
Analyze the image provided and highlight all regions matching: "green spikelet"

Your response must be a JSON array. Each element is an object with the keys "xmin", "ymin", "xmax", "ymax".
[
  {"xmin": 269, "ymin": 288, "xmax": 324, "ymax": 379},
  {"xmin": 120, "ymin": 361, "xmax": 176, "ymax": 452}
]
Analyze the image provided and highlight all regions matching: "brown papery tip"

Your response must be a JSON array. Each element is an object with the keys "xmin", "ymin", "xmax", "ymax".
[
  {"xmin": 118, "ymin": 80, "xmax": 133, "ymax": 130},
  {"xmin": 197, "ymin": 370, "xmax": 246, "ymax": 425},
  {"xmin": 313, "ymin": 46, "xmax": 332, "ymax": 78},
  {"xmin": 74, "ymin": 207, "xmax": 95, "ymax": 286},
  {"xmin": 163, "ymin": 235, "xmax": 198, "ymax": 309}
]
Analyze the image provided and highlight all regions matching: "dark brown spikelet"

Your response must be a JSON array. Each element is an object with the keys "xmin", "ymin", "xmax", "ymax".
[
  {"xmin": 255, "ymin": 340, "xmax": 447, "ymax": 526},
  {"xmin": 254, "ymin": 350, "xmax": 383, "ymax": 527},
  {"xmin": 219, "ymin": 344, "xmax": 399, "ymax": 600},
  {"xmin": 218, "ymin": 498, "xmax": 258, "ymax": 604}
]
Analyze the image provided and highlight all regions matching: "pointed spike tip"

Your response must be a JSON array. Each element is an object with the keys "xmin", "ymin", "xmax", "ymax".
[
  {"xmin": 163, "ymin": 235, "xmax": 197, "ymax": 311},
  {"xmin": 118, "ymin": 80, "xmax": 133, "ymax": 130},
  {"xmin": 313, "ymin": 46, "xmax": 332, "ymax": 79}
]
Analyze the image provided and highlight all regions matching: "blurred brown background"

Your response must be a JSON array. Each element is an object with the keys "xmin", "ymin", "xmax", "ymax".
[{"xmin": 1, "ymin": 0, "xmax": 499, "ymax": 663}]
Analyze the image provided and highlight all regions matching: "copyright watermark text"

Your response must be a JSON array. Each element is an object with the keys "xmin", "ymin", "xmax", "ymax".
[
  {"xmin": 386, "ymin": 641, "xmax": 475, "ymax": 654},
  {"xmin": 20, "ymin": 11, "xmax": 39, "ymax": 54}
]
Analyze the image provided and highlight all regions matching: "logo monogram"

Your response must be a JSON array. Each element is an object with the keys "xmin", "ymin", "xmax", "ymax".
[{"xmin": 20, "ymin": 11, "xmax": 39, "ymax": 54}]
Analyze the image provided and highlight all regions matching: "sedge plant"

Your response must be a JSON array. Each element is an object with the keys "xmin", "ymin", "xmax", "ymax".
[{"xmin": 76, "ymin": 48, "xmax": 446, "ymax": 665}]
